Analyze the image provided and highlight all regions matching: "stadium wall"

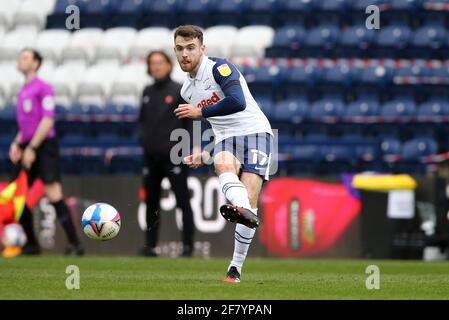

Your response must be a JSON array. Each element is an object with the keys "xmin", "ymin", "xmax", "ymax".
[{"xmin": 21, "ymin": 174, "xmax": 448, "ymax": 260}]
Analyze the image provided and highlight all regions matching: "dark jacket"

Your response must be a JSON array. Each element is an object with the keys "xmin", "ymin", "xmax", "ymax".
[{"xmin": 139, "ymin": 77, "xmax": 193, "ymax": 156}]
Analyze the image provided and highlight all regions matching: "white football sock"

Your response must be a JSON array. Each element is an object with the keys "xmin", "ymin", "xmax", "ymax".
[
  {"xmin": 229, "ymin": 208, "xmax": 258, "ymax": 274},
  {"xmin": 219, "ymin": 172, "xmax": 251, "ymax": 209}
]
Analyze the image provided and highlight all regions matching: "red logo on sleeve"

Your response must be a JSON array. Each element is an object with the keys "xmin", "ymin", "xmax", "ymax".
[{"xmin": 197, "ymin": 92, "xmax": 220, "ymax": 108}]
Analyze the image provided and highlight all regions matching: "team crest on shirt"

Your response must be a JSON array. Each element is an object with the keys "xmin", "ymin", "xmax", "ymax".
[{"xmin": 217, "ymin": 64, "xmax": 232, "ymax": 77}]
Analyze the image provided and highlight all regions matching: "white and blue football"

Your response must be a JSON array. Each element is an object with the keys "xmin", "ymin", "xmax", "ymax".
[
  {"xmin": 81, "ymin": 203, "xmax": 121, "ymax": 241},
  {"xmin": 2, "ymin": 223, "xmax": 27, "ymax": 247}
]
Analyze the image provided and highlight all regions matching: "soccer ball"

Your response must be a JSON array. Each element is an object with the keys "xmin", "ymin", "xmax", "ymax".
[
  {"xmin": 81, "ymin": 203, "xmax": 121, "ymax": 241},
  {"xmin": 2, "ymin": 223, "xmax": 27, "ymax": 247}
]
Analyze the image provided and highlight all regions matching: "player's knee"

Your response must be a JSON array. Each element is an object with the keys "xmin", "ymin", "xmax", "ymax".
[{"xmin": 214, "ymin": 163, "xmax": 238, "ymax": 176}]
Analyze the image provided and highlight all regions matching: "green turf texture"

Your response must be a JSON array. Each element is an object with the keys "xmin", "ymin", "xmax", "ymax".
[{"xmin": 0, "ymin": 256, "xmax": 448, "ymax": 299}]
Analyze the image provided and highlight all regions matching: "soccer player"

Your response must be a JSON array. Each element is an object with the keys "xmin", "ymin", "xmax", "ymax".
[
  {"xmin": 139, "ymin": 50, "xmax": 195, "ymax": 257},
  {"xmin": 173, "ymin": 26, "xmax": 274, "ymax": 282},
  {"xmin": 9, "ymin": 48, "xmax": 83, "ymax": 255}
]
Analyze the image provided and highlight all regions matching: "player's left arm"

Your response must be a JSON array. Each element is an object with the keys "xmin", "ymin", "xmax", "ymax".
[
  {"xmin": 22, "ymin": 85, "xmax": 56, "ymax": 169},
  {"xmin": 201, "ymin": 61, "xmax": 246, "ymax": 118},
  {"xmin": 174, "ymin": 60, "xmax": 246, "ymax": 119}
]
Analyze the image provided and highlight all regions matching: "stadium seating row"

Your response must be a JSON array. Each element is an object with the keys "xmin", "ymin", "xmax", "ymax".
[
  {"xmin": 0, "ymin": 134, "xmax": 440, "ymax": 175},
  {"xmin": 2, "ymin": 58, "xmax": 449, "ymax": 110},
  {"xmin": 266, "ymin": 23, "xmax": 449, "ymax": 59},
  {"xmin": 44, "ymin": 0, "xmax": 449, "ymax": 30},
  {"xmin": 0, "ymin": 26, "xmax": 274, "ymax": 64},
  {"xmin": 2, "ymin": 23, "xmax": 449, "ymax": 65}
]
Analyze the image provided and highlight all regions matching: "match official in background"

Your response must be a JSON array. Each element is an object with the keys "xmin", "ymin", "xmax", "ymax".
[
  {"xmin": 139, "ymin": 51, "xmax": 195, "ymax": 257},
  {"xmin": 9, "ymin": 48, "xmax": 83, "ymax": 256}
]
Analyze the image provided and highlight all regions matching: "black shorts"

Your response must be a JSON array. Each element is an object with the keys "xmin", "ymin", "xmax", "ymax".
[{"xmin": 14, "ymin": 138, "xmax": 62, "ymax": 184}]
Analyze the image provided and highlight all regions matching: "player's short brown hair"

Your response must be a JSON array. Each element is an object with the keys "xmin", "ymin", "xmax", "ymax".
[{"xmin": 174, "ymin": 25, "xmax": 203, "ymax": 45}]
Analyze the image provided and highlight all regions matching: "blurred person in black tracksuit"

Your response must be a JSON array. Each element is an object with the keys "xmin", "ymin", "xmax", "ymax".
[{"xmin": 139, "ymin": 51, "xmax": 195, "ymax": 257}]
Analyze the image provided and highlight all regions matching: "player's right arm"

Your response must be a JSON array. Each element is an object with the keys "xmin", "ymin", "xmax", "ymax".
[
  {"xmin": 9, "ymin": 132, "xmax": 22, "ymax": 164},
  {"xmin": 183, "ymin": 147, "xmax": 210, "ymax": 169}
]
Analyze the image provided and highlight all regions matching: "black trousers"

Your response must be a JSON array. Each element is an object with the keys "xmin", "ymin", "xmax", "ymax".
[{"xmin": 143, "ymin": 152, "xmax": 194, "ymax": 249}]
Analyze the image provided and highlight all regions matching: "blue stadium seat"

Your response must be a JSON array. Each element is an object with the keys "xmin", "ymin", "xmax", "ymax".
[
  {"xmin": 355, "ymin": 144, "xmax": 382, "ymax": 171},
  {"xmin": 420, "ymin": 1, "xmax": 449, "ymax": 26},
  {"xmin": 418, "ymin": 100, "xmax": 449, "ymax": 118},
  {"xmin": 395, "ymin": 64, "xmax": 432, "ymax": 78},
  {"xmin": 82, "ymin": 0, "xmax": 116, "ymax": 28},
  {"xmin": 273, "ymin": 97, "xmax": 308, "ymax": 124},
  {"xmin": 56, "ymin": 104, "xmax": 69, "ymax": 117},
  {"xmin": 292, "ymin": 145, "xmax": 321, "ymax": 161},
  {"xmin": 382, "ymin": 0, "xmax": 423, "ymax": 24},
  {"xmin": 337, "ymin": 24, "xmax": 376, "ymax": 57},
  {"xmin": 303, "ymin": 131, "xmax": 329, "ymax": 143},
  {"xmin": 322, "ymin": 64, "xmax": 357, "ymax": 86},
  {"xmin": 314, "ymin": 0, "xmax": 350, "ymax": 25},
  {"xmin": 381, "ymin": 138, "xmax": 402, "ymax": 157},
  {"xmin": 393, "ymin": 64, "xmax": 432, "ymax": 96},
  {"xmin": 352, "ymin": 0, "xmax": 386, "ymax": 10},
  {"xmin": 345, "ymin": 99, "xmax": 380, "ymax": 118},
  {"xmin": 316, "ymin": 0, "xmax": 349, "ymax": 11},
  {"xmin": 111, "ymin": 0, "xmax": 145, "ymax": 28},
  {"xmin": 71, "ymin": 103, "xmax": 102, "ymax": 116},
  {"xmin": 430, "ymin": 65, "xmax": 449, "ymax": 79},
  {"xmin": 391, "ymin": 0, "xmax": 423, "ymax": 10},
  {"xmin": 355, "ymin": 144, "xmax": 380, "ymax": 161},
  {"xmin": 0, "ymin": 104, "xmax": 16, "ymax": 121},
  {"xmin": 339, "ymin": 132, "xmax": 366, "ymax": 143},
  {"xmin": 411, "ymin": 24, "xmax": 448, "ymax": 59},
  {"xmin": 376, "ymin": 24, "xmax": 412, "ymax": 58},
  {"xmin": 303, "ymin": 24, "xmax": 340, "ymax": 57},
  {"xmin": 109, "ymin": 154, "xmax": 143, "ymax": 174},
  {"xmin": 246, "ymin": 0, "xmax": 278, "ymax": 26},
  {"xmin": 177, "ymin": 0, "xmax": 213, "ymax": 27},
  {"xmin": 59, "ymin": 134, "xmax": 87, "ymax": 147},
  {"xmin": 266, "ymin": 25, "xmax": 306, "ymax": 57},
  {"xmin": 277, "ymin": 0, "xmax": 314, "ymax": 26},
  {"xmin": 209, "ymin": 0, "xmax": 247, "ymax": 27},
  {"xmin": 246, "ymin": 64, "xmax": 287, "ymax": 99},
  {"xmin": 401, "ymin": 138, "xmax": 438, "ymax": 160},
  {"xmin": 320, "ymin": 145, "xmax": 356, "ymax": 173},
  {"xmin": 413, "ymin": 24, "xmax": 447, "ymax": 49},
  {"xmin": 396, "ymin": 137, "xmax": 438, "ymax": 174},
  {"xmin": 141, "ymin": 0, "xmax": 180, "ymax": 28},
  {"xmin": 358, "ymin": 65, "xmax": 393, "ymax": 85},
  {"xmin": 94, "ymin": 133, "xmax": 125, "ymax": 147},
  {"xmin": 381, "ymin": 98, "xmax": 417, "ymax": 119},
  {"xmin": 0, "ymin": 132, "xmax": 15, "ymax": 149},
  {"xmin": 281, "ymin": 144, "xmax": 320, "ymax": 174},
  {"xmin": 321, "ymin": 64, "xmax": 359, "ymax": 96},
  {"xmin": 75, "ymin": 154, "xmax": 107, "ymax": 175},
  {"xmin": 309, "ymin": 97, "xmax": 345, "ymax": 121},
  {"xmin": 353, "ymin": 65, "xmax": 393, "ymax": 96},
  {"xmin": 284, "ymin": 65, "xmax": 323, "ymax": 97}
]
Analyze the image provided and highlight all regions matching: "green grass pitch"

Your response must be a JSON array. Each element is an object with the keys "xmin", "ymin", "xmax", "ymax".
[{"xmin": 0, "ymin": 256, "xmax": 448, "ymax": 299}]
